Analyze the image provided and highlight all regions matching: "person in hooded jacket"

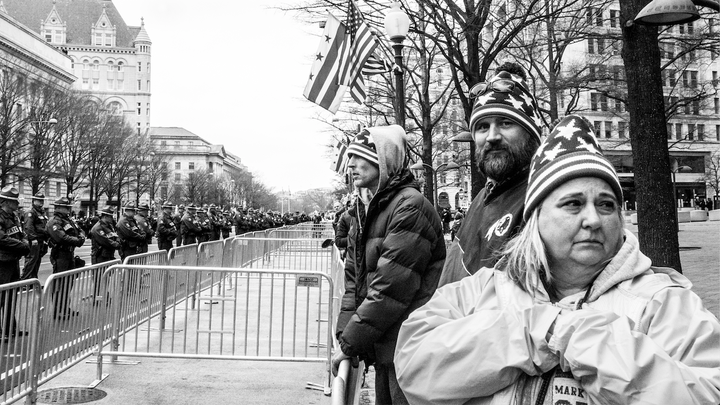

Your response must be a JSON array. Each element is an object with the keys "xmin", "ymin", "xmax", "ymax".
[
  {"xmin": 332, "ymin": 125, "xmax": 445, "ymax": 405},
  {"xmin": 394, "ymin": 115, "xmax": 720, "ymax": 405}
]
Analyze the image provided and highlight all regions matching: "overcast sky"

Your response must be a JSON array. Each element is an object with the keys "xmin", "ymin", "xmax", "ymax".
[{"xmin": 113, "ymin": 0, "xmax": 339, "ymax": 193}]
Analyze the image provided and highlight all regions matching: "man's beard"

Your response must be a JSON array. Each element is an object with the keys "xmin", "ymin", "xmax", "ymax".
[{"xmin": 476, "ymin": 136, "xmax": 538, "ymax": 180}]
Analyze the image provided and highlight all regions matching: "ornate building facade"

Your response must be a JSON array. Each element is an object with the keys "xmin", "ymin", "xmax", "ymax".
[{"xmin": 2, "ymin": 0, "xmax": 152, "ymax": 135}]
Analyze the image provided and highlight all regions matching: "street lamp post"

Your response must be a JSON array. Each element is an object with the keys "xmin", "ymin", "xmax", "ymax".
[
  {"xmin": 634, "ymin": 0, "xmax": 719, "ymax": 25},
  {"xmin": 384, "ymin": 2, "xmax": 410, "ymax": 129},
  {"xmin": 410, "ymin": 161, "xmax": 459, "ymax": 209},
  {"xmin": 671, "ymin": 160, "xmax": 692, "ymax": 231}
]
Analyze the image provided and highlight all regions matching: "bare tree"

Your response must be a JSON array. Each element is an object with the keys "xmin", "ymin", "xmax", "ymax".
[
  {"xmin": 703, "ymin": 151, "xmax": 720, "ymax": 199},
  {"xmin": 0, "ymin": 69, "xmax": 33, "ymax": 186},
  {"xmin": 57, "ymin": 93, "xmax": 100, "ymax": 200}
]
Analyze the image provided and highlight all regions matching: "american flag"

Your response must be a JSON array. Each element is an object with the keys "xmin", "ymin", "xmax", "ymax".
[
  {"xmin": 333, "ymin": 134, "xmax": 352, "ymax": 174},
  {"xmin": 338, "ymin": 1, "xmax": 381, "ymax": 104},
  {"xmin": 362, "ymin": 52, "xmax": 392, "ymax": 75},
  {"xmin": 303, "ymin": 13, "xmax": 349, "ymax": 113}
]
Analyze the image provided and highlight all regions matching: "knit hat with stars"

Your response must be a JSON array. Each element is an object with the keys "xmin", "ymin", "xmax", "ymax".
[
  {"xmin": 523, "ymin": 115, "xmax": 622, "ymax": 221},
  {"xmin": 468, "ymin": 70, "xmax": 543, "ymax": 143}
]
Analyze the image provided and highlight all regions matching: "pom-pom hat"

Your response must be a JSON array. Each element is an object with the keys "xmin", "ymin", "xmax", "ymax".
[
  {"xmin": 523, "ymin": 115, "xmax": 623, "ymax": 221},
  {"xmin": 468, "ymin": 70, "xmax": 543, "ymax": 143}
]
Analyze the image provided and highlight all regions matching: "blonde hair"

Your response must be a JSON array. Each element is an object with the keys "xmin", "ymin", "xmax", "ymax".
[{"xmin": 497, "ymin": 211, "xmax": 549, "ymax": 295}]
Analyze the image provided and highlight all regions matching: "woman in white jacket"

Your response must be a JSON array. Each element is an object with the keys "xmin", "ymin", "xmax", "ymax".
[{"xmin": 394, "ymin": 115, "xmax": 720, "ymax": 405}]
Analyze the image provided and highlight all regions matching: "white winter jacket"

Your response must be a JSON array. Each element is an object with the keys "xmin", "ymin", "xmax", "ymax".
[{"xmin": 395, "ymin": 231, "xmax": 720, "ymax": 405}]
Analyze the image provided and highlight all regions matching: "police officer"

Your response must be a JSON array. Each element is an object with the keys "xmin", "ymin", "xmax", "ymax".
[
  {"xmin": 173, "ymin": 204, "xmax": 185, "ymax": 247},
  {"xmin": 0, "ymin": 186, "xmax": 30, "ymax": 337},
  {"xmin": 90, "ymin": 206, "xmax": 120, "ymax": 264},
  {"xmin": 221, "ymin": 211, "xmax": 233, "ymax": 239},
  {"xmin": 156, "ymin": 201, "xmax": 178, "ymax": 251},
  {"xmin": 197, "ymin": 206, "xmax": 212, "ymax": 243},
  {"xmin": 180, "ymin": 204, "xmax": 201, "ymax": 245},
  {"xmin": 89, "ymin": 206, "xmax": 120, "ymax": 301},
  {"xmin": 135, "ymin": 203, "xmax": 153, "ymax": 254},
  {"xmin": 21, "ymin": 192, "xmax": 49, "ymax": 280},
  {"xmin": 47, "ymin": 196, "xmax": 85, "ymax": 319},
  {"xmin": 208, "ymin": 204, "xmax": 222, "ymax": 241},
  {"xmin": 116, "ymin": 203, "xmax": 145, "ymax": 261}
]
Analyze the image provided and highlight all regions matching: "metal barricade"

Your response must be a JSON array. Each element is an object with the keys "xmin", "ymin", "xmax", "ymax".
[
  {"xmin": 226, "ymin": 238, "xmax": 333, "ymax": 274},
  {"xmin": 95, "ymin": 265, "xmax": 334, "ymax": 389},
  {"xmin": 37, "ymin": 261, "xmax": 120, "ymax": 387},
  {"xmin": 0, "ymin": 279, "xmax": 41, "ymax": 405}
]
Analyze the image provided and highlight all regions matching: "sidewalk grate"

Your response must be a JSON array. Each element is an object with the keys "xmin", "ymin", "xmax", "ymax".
[{"xmin": 36, "ymin": 387, "xmax": 107, "ymax": 404}]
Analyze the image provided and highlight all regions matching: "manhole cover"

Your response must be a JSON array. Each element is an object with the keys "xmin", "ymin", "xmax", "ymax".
[{"xmin": 36, "ymin": 387, "xmax": 107, "ymax": 404}]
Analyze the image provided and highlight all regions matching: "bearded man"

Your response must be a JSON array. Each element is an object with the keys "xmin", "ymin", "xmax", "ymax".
[{"xmin": 438, "ymin": 62, "xmax": 545, "ymax": 286}]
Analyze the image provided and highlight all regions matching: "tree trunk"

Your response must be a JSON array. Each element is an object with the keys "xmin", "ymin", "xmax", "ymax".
[{"xmin": 620, "ymin": 1, "xmax": 682, "ymax": 272}]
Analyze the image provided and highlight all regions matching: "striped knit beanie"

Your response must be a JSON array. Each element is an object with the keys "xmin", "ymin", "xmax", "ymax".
[
  {"xmin": 347, "ymin": 129, "xmax": 378, "ymax": 166},
  {"xmin": 468, "ymin": 70, "xmax": 543, "ymax": 143},
  {"xmin": 523, "ymin": 115, "xmax": 622, "ymax": 221}
]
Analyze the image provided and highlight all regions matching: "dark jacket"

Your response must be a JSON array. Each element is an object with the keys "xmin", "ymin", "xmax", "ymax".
[
  {"xmin": 335, "ymin": 125, "xmax": 445, "ymax": 366},
  {"xmin": 156, "ymin": 213, "xmax": 178, "ymax": 243},
  {"xmin": 333, "ymin": 209, "xmax": 352, "ymax": 249},
  {"xmin": 0, "ymin": 209, "xmax": 29, "ymax": 262},
  {"xmin": 180, "ymin": 213, "xmax": 201, "ymax": 245},
  {"xmin": 90, "ymin": 220, "xmax": 120, "ymax": 262},
  {"xmin": 47, "ymin": 212, "xmax": 85, "ymax": 251},
  {"xmin": 438, "ymin": 169, "xmax": 529, "ymax": 287},
  {"xmin": 23, "ymin": 205, "xmax": 48, "ymax": 242},
  {"xmin": 116, "ymin": 215, "xmax": 145, "ymax": 249}
]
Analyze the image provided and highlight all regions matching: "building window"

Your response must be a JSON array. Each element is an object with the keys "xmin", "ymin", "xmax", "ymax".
[
  {"xmin": 609, "ymin": 10, "xmax": 619, "ymax": 27},
  {"xmin": 667, "ymin": 123, "xmax": 672, "ymax": 139},
  {"xmin": 715, "ymin": 98, "xmax": 719, "ymax": 114},
  {"xmin": 160, "ymin": 140, "xmax": 167, "ymax": 146},
  {"xmin": 55, "ymin": 181, "xmax": 61, "ymax": 197},
  {"xmin": 95, "ymin": 33, "xmax": 102, "ymax": 46},
  {"xmin": 147, "ymin": 81, "xmax": 150, "ymax": 92},
  {"xmin": 687, "ymin": 124, "xmax": 695, "ymax": 140},
  {"xmin": 189, "ymin": 162, "xmax": 195, "ymax": 170},
  {"xmin": 588, "ymin": 38, "xmax": 595, "ymax": 54},
  {"xmin": 92, "ymin": 78, "xmax": 99, "ymax": 90},
  {"xmin": 175, "ymin": 162, "xmax": 181, "ymax": 170},
  {"xmin": 82, "ymin": 78, "xmax": 89, "ymax": 89},
  {"xmin": 594, "ymin": 121, "xmax": 602, "ymax": 136},
  {"xmin": 45, "ymin": 33, "xmax": 52, "ymax": 42},
  {"xmin": 692, "ymin": 100, "xmax": 700, "ymax": 115},
  {"xmin": 117, "ymin": 80, "xmax": 123, "ymax": 90},
  {"xmin": 117, "ymin": 61, "xmax": 123, "ymax": 72},
  {"xmin": 138, "ymin": 62, "xmax": 142, "ymax": 72},
  {"xmin": 174, "ymin": 173, "xmax": 181, "ymax": 182},
  {"xmin": 716, "ymin": 125, "xmax": 720, "ymax": 141},
  {"xmin": 698, "ymin": 124, "xmax": 705, "ymax": 141},
  {"xmin": 604, "ymin": 121, "xmax": 612, "ymax": 138},
  {"xmin": 137, "ymin": 103, "xmax": 141, "ymax": 115},
  {"xmin": 208, "ymin": 162, "xmax": 214, "ymax": 173},
  {"xmin": 676, "ymin": 123, "xmax": 683, "ymax": 140},
  {"xmin": 107, "ymin": 79, "xmax": 114, "ymax": 89},
  {"xmin": 174, "ymin": 141, "xmax": 180, "ymax": 149}
]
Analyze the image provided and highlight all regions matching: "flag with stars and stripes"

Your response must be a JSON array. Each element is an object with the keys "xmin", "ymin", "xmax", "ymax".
[
  {"xmin": 332, "ymin": 134, "xmax": 352, "ymax": 174},
  {"xmin": 362, "ymin": 52, "xmax": 392, "ymax": 75},
  {"xmin": 303, "ymin": 13, "xmax": 349, "ymax": 114},
  {"xmin": 338, "ymin": 0, "xmax": 381, "ymax": 104}
]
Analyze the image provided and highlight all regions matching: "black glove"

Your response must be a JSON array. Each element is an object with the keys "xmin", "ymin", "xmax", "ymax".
[{"xmin": 321, "ymin": 239, "xmax": 334, "ymax": 248}]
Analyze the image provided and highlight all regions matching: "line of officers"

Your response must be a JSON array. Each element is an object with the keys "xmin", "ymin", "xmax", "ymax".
[{"xmin": 1, "ymin": 185, "xmax": 299, "ymax": 331}]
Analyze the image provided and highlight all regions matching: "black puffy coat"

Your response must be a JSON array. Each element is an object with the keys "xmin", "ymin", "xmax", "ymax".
[{"xmin": 336, "ymin": 170, "xmax": 445, "ymax": 365}]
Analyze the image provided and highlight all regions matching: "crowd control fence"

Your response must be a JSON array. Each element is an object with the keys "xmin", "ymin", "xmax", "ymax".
[
  {"xmin": 94, "ymin": 265, "xmax": 335, "ymax": 389},
  {"xmin": 0, "ymin": 280, "xmax": 41, "ymax": 405},
  {"xmin": 0, "ymin": 221, "xmax": 351, "ymax": 404}
]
